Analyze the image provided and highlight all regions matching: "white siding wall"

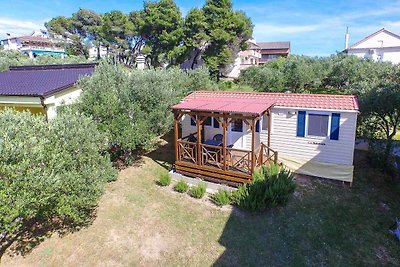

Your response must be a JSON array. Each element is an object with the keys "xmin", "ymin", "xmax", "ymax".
[
  {"xmin": 352, "ymin": 31, "xmax": 400, "ymax": 48},
  {"xmin": 44, "ymin": 87, "xmax": 82, "ymax": 120},
  {"xmin": 348, "ymin": 47, "xmax": 400, "ymax": 64},
  {"xmin": 265, "ymin": 107, "xmax": 357, "ymax": 165},
  {"xmin": 181, "ymin": 115, "xmax": 222, "ymax": 141}
]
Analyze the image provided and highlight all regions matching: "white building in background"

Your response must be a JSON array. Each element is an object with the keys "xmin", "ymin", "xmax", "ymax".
[
  {"xmin": 1, "ymin": 30, "xmax": 66, "ymax": 59},
  {"xmin": 226, "ymin": 40, "xmax": 262, "ymax": 79},
  {"xmin": 345, "ymin": 28, "xmax": 400, "ymax": 64},
  {"xmin": 88, "ymin": 45, "xmax": 108, "ymax": 59}
]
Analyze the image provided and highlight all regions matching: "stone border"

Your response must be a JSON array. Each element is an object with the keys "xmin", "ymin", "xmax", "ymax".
[{"xmin": 169, "ymin": 170, "xmax": 237, "ymax": 194}]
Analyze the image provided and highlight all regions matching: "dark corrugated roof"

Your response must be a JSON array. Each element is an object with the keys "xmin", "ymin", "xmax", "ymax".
[
  {"xmin": 0, "ymin": 63, "xmax": 96, "ymax": 97},
  {"xmin": 257, "ymin": 41, "xmax": 290, "ymax": 50}
]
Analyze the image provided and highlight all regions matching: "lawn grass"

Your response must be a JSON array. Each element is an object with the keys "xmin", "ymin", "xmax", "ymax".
[{"xmin": 2, "ymin": 134, "xmax": 400, "ymax": 266}]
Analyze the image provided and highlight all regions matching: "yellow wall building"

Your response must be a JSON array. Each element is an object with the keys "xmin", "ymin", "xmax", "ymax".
[{"xmin": 0, "ymin": 63, "xmax": 96, "ymax": 119}]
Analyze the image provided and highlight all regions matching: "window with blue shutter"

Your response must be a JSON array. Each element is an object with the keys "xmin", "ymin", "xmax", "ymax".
[
  {"xmin": 255, "ymin": 120, "xmax": 260, "ymax": 132},
  {"xmin": 297, "ymin": 111, "xmax": 306, "ymax": 137},
  {"xmin": 330, "ymin": 113, "xmax": 340, "ymax": 140}
]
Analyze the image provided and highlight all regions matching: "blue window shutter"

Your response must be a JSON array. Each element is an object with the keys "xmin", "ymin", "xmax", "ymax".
[
  {"xmin": 256, "ymin": 120, "xmax": 260, "ymax": 132},
  {"xmin": 330, "ymin": 113, "xmax": 340, "ymax": 140},
  {"xmin": 190, "ymin": 116, "xmax": 196, "ymax": 126},
  {"xmin": 297, "ymin": 111, "xmax": 306, "ymax": 137}
]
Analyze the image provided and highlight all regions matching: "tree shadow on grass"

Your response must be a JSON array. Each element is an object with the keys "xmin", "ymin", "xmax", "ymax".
[
  {"xmin": 0, "ymin": 211, "xmax": 97, "ymax": 262},
  {"xmin": 146, "ymin": 130, "xmax": 175, "ymax": 171}
]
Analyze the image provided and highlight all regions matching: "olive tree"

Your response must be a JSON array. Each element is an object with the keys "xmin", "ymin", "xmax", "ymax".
[
  {"xmin": 359, "ymin": 85, "xmax": 400, "ymax": 170},
  {"xmin": 0, "ymin": 109, "xmax": 117, "ymax": 244},
  {"xmin": 77, "ymin": 63, "xmax": 217, "ymax": 163}
]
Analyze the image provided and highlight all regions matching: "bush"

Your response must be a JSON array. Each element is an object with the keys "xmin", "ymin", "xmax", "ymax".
[
  {"xmin": 190, "ymin": 182, "xmax": 207, "ymax": 199},
  {"xmin": 211, "ymin": 189, "xmax": 232, "ymax": 206},
  {"xmin": 78, "ymin": 63, "xmax": 217, "ymax": 163},
  {"xmin": 0, "ymin": 109, "xmax": 117, "ymax": 238},
  {"xmin": 158, "ymin": 172, "xmax": 171, "ymax": 186},
  {"xmin": 233, "ymin": 164, "xmax": 296, "ymax": 211},
  {"xmin": 174, "ymin": 180, "xmax": 189, "ymax": 193}
]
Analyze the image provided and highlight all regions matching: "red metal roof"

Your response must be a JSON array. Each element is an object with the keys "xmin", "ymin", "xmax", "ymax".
[{"xmin": 172, "ymin": 91, "xmax": 359, "ymax": 115}]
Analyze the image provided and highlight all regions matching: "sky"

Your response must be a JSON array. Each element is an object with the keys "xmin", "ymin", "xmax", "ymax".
[{"xmin": 1, "ymin": 0, "xmax": 400, "ymax": 56}]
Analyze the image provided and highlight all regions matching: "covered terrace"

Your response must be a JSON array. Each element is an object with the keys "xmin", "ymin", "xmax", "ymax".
[{"xmin": 171, "ymin": 92, "xmax": 278, "ymax": 186}]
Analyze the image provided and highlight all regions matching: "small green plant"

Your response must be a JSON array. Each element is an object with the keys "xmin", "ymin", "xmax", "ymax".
[
  {"xmin": 190, "ymin": 182, "xmax": 207, "ymax": 199},
  {"xmin": 174, "ymin": 179, "xmax": 189, "ymax": 193},
  {"xmin": 211, "ymin": 189, "xmax": 232, "ymax": 206},
  {"xmin": 233, "ymin": 164, "xmax": 296, "ymax": 211},
  {"xmin": 158, "ymin": 172, "xmax": 171, "ymax": 186}
]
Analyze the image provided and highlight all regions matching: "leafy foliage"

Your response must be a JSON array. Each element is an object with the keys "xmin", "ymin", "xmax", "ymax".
[
  {"xmin": 158, "ymin": 172, "xmax": 172, "ymax": 186},
  {"xmin": 0, "ymin": 50, "xmax": 88, "ymax": 72},
  {"xmin": 240, "ymin": 54, "xmax": 400, "ymax": 94},
  {"xmin": 233, "ymin": 164, "xmax": 296, "ymax": 211},
  {"xmin": 359, "ymin": 85, "xmax": 400, "ymax": 171},
  {"xmin": 0, "ymin": 109, "xmax": 117, "ymax": 239},
  {"xmin": 190, "ymin": 182, "xmax": 207, "ymax": 199},
  {"xmin": 211, "ymin": 189, "xmax": 232, "ymax": 206},
  {"xmin": 174, "ymin": 180, "xmax": 189, "ymax": 193},
  {"xmin": 45, "ymin": 0, "xmax": 253, "ymax": 71},
  {"xmin": 77, "ymin": 63, "xmax": 216, "ymax": 163},
  {"xmin": 192, "ymin": 0, "xmax": 253, "ymax": 79}
]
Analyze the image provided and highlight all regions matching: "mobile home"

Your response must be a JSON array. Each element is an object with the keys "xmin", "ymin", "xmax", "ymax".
[{"xmin": 171, "ymin": 91, "xmax": 358, "ymax": 186}]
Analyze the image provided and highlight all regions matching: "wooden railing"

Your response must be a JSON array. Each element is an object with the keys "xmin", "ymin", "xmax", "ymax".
[
  {"xmin": 177, "ymin": 140, "xmax": 277, "ymax": 176},
  {"xmin": 226, "ymin": 147, "xmax": 252, "ymax": 175},
  {"xmin": 201, "ymin": 143, "xmax": 223, "ymax": 168},
  {"xmin": 256, "ymin": 142, "xmax": 278, "ymax": 166},
  {"xmin": 178, "ymin": 140, "xmax": 197, "ymax": 164}
]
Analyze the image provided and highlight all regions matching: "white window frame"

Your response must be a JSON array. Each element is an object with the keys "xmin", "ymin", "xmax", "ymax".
[{"xmin": 305, "ymin": 112, "xmax": 332, "ymax": 139}]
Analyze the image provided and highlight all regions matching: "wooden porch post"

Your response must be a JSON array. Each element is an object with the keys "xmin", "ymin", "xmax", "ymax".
[
  {"xmin": 251, "ymin": 117, "xmax": 256, "ymax": 174},
  {"xmin": 174, "ymin": 112, "xmax": 179, "ymax": 162},
  {"xmin": 222, "ymin": 116, "xmax": 227, "ymax": 171},
  {"xmin": 196, "ymin": 117, "xmax": 202, "ymax": 165},
  {"xmin": 267, "ymin": 108, "xmax": 272, "ymax": 148},
  {"xmin": 267, "ymin": 109, "xmax": 272, "ymax": 158}
]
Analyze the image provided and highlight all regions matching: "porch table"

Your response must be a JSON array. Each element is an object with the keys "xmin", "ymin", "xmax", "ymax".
[{"xmin": 203, "ymin": 139, "xmax": 223, "ymax": 146}]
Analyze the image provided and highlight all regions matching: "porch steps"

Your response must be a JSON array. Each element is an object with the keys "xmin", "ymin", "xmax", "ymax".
[{"xmin": 175, "ymin": 161, "xmax": 252, "ymax": 187}]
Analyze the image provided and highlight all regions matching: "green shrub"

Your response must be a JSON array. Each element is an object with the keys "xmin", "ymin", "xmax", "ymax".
[
  {"xmin": 0, "ymin": 109, "xmax": 117, "ymax": 238},
  {"xmin": 233, "ymin": 164, "xmax": 296, "ymax": 211},
  {"xmin": 78, "ymin": 63, "xmax": 217, "ymax": 164},
  {"xmin": 190, "ymin": 182, "xmax": 207, "ymax": 199},
  {"xmin": 158, "ymin": 172, "xmax": 171, "ymax": 186},
  {"xmin": 174, "ymin": 180, "xmax": 189, "ymax": 193},
  {"xmin": 211, "ymin": 189, "xmax": 232, "ymax": 206}
]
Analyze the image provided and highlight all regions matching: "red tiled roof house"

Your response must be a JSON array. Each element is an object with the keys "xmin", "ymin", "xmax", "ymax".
[{"xmin": 171, "ymin": 91, "xmax": 359, "ymax": 185}]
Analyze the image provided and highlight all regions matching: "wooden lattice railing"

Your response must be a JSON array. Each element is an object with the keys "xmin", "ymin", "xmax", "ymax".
[
  {"xmin": 177, "ymin": 140, "xmax": 277, "ymax": 176},
  {"xmin": 226, "ymin": 147, "xmax": 252, "ymax": 175},
  {"xmin": 201, "ymin": 143, "xmax": 223, "ymax": 168},
  {"xmin": 178, "ymin": 140, "xmax": 197, "ymax": 164},
  {"xmin": 256, "ymin": 142, "xmax": 278, "ymax": 167}
]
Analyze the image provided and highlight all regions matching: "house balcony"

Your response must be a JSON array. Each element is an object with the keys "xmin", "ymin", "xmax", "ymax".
[{"xmin": 19, "ymin": 45, "xmax": 65, "ymax": 53}]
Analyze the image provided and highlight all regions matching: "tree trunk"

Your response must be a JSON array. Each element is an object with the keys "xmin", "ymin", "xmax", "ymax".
[
  {"xmin": 384, "ymin": 138, "xmax": 393, "ymax": 170},
  {"xmin": 190, "ymin": 49, "xmax": 202, "ymax": 70}
]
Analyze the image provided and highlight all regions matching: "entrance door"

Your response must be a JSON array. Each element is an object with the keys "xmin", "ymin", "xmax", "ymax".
[{"xmin": 228, "ymin": 118, "xmax": 244, "ymax": 148}]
